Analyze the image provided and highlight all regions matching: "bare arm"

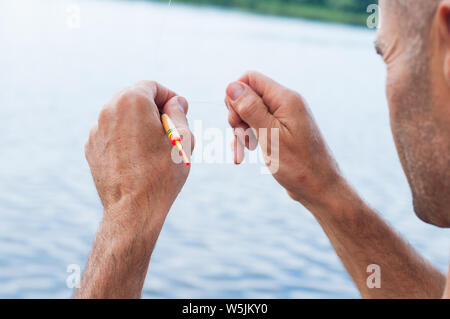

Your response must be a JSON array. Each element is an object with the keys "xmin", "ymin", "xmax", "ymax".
[
  {"xmin": 76, "ymin": 81, "xmax": 193, "ymax": 298},
  {"xmin": 224, "ymin": 71, "xmax": 446, "ymax": 299},
  {"xmin": 74, "ymin": 200, "xmax": 164, "ymax": 298},
  {"xmin": 305, "ymin": 181, "xmax": 445, "ymax": 298}
]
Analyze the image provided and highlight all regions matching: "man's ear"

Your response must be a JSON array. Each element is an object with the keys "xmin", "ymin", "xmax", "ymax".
[{"xmin": 438, "ymin": 0, "xmax": 450, "ymax": 84}]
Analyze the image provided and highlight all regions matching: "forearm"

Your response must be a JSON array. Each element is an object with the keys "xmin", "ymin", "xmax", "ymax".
[
  {"xmin": 75, "ymin": 198, "xmax": 166, "ymax": 299},
  {"xmin": 304, "ymin": 181, "xmax": 446, "ymax": 299}
]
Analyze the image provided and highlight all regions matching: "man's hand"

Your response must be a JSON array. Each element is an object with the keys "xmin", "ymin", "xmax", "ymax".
[
  {"xmin": 225, "ymin": 71, "xmax": 342, "ymax": 209},
  {"xmin": 77, "ymin": 81, "xmax": 194, "ymax": 298},
  {"xmin": 86, "ymin": 80, "xmax": 193, "ymax": 230},
  {"xmin": 224, "ymin": 71, "xmax": 445, "ymax": 298}
]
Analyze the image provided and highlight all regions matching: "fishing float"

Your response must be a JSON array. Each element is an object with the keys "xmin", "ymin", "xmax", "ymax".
[{"xmin": 161, "ymin": 113, "xmax": 191, "ymax": 166}]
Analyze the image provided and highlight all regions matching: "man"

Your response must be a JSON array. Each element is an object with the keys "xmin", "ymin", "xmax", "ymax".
[{"xmin": 77, "ymin": 0, "xmax": 450, "ymax": 298}]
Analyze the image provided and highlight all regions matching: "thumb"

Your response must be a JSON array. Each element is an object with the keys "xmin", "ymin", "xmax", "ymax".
[
  {"xmin": 162, "ymin": 96, "xmax": 195, "ymax": 154},
  {"xmin": 225, "ymin": 81, "xmax": 275, "ymax": 131}
]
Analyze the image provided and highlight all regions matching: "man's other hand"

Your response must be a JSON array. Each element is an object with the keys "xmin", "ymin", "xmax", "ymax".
[{"xmin": 225, "ymin": 71, "xmax": 342, "ymax": 209}]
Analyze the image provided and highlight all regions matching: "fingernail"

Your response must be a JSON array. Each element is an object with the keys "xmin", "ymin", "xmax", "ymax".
[
  {"xmin": 227, "ymin": 82, "xmax": 245, "ymax": 101},
  {"xmin": 176, "ymin": 96, "xmax": 188, "ymax": 112}
]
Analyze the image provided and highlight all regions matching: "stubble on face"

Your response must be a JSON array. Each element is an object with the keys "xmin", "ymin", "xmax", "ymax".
[{"xmin": 388, "ymin": 32, "xmax": 450, "ymax": 227}]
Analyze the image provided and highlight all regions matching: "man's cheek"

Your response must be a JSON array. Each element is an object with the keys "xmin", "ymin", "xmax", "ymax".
[
  {"xmin": 385, "ymin": 70, "xmax": 409, "ymax": 123},
  {"xmin": 385, "ymin": 77, "xmax": 399, "ymax": 120}
]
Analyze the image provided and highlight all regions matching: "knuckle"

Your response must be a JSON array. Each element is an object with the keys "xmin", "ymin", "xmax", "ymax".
[
  {"xmin": 287, "ymin": 89, "xmax": 302, "ymax": 102},
  {"xmin": 283, "ymin": 88, "xmax": 296, "ymax": 99},
  {"xmin": 116, "ymin": 89, "xmax": 136, "ymax": 110},
  {"xmin": 135, "ymin": 80, "xmax": 157, "ymax": 88},
  {"xmin": 244, "ymin": 70, "xmax": 263, "ymax": 87},
  {"xmin": 98, "ymin": 107, "xmax": 112, "ymax": 126},
  {"xmin": 89, "ymin": 125, "xmax": 97, "ymax": 139},
  {"xmin": 285, "ymin": 89, "xmax": 306, "ymax": 109},
  {"xmin": 245, "ymin": 70, "xmax": 260, "ymax": 79},
  {"xmin": 115, "ymin": 88, "xmax": 149, "ymax": 114}
]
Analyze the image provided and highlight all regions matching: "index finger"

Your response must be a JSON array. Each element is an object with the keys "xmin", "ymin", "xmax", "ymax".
[
  {"xmin": 225, "ymin": 97, "xmax": 258, "ymax": 150},
  {"xmin": 238, "ymin": 71, "xmax": 286, "ymax": 114}
]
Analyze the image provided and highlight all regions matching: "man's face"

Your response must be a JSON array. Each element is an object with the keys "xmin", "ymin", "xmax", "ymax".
[{"xmin": 377, "ymin": 0, "xmax": 450, "ymax": 227}]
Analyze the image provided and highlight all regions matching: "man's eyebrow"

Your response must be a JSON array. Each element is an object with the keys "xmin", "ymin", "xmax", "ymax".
[{"xmin": 374, "ymin": 40, "xmax": 384, "ymax": 57}]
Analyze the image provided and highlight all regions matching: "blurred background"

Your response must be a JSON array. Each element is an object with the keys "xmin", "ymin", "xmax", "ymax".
[{"xmin": 0, "ymin": 0, "xmax": 448, "ymax": 298}]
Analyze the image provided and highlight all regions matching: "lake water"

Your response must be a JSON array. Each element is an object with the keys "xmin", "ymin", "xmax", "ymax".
[{"xmin": 0, "ymin": 0, "xmax": 448, "ymax": 298}]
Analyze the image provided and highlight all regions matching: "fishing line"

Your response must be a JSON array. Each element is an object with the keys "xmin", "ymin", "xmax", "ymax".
[
  {"xmin": 152, "ymin": 1, "xmax": 225, "ymax": 108},
  {"xmin": 152, "ymin": 0, "xmax": 172, "ymax": 76},
  {"xmin": 188, "ymin": 100, "xmax": 224, "ymax": 105}
]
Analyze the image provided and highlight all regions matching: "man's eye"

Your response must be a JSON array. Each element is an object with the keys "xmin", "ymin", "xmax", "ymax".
[{"xmin": 375, "ymin": 44, "xmax": 383, "ymax": 57}]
